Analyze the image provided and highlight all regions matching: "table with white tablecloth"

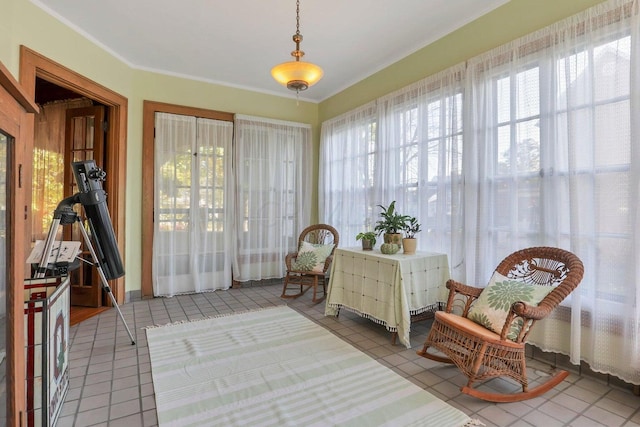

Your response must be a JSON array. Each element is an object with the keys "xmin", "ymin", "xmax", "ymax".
[{"xmin": 325, "ymin": 247, "xmax": 450, "ymax": 348}]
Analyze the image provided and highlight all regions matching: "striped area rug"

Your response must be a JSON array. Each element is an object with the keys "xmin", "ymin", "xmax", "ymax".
[{"xmin": 146, "ymin": 305, "xmax": 474, "ymax": 427}]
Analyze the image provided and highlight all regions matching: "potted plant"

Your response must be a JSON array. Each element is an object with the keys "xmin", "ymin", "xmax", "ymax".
[
  {"xmin": 402, "ymin": 216, "xmax": 421, "ymax": 254},
  {"xmin": 356, "ymin": 231, "xmax": 377, "ymax": 250},
  {"xmin": 374, "ymin": 201, "xmax": 409, "ymax": 249}
]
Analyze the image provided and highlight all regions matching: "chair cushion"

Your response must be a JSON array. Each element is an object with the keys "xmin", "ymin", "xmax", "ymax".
[
  {"xmin": 292, "ymin": 241, "xmax": 335, "ymax": 273},
  {"xmin": 435, "ymin": 312, "xmax": 523, "ymax": 348},
  {"xmin": 467, "ymin": 272, "xmax": 554, "ymax": 341}
]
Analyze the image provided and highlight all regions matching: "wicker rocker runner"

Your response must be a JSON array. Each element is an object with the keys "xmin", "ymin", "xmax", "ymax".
[
  {"xmin": 417, "ymin": 246, "xmax": 584, "ymax": 402},
  {"xmin": 281, "ymin": 224, "xmax": 339, "ymax": 303}
]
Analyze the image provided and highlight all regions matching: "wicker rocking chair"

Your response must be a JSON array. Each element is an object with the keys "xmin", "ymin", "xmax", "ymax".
[
  {"xmin": 417, "ymin": 246, "xmax": 584, "ymax": 402},
  {"xmin": 281, "ymin": 224, "xmax": 339, "ymax": 303}
]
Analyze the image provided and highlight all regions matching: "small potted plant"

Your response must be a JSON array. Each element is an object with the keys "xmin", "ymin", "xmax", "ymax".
[
  {"xmin": 402, "ymin": 216, "xmax": 421, "ymax": 254},
  {"xmin": 374, "ymin": 201, "xmax": 409, "ymax": 249},
  {"xmin": 356, "ymin": 231, "xmax": 377, "ymax": 251}
]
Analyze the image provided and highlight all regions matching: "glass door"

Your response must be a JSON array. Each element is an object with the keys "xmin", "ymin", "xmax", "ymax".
[{"xmin": 64, "ymin": 106, "xmax": 105, "ymax": 307}]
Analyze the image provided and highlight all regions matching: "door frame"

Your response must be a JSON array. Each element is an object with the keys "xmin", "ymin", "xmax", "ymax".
[
  {"xmin": 0, "ymin": 59, "xmax": 39, "ymax": 427},
  {"xmin": 19, "ymin": 46, "xmax": 128, "ymax": 303}
]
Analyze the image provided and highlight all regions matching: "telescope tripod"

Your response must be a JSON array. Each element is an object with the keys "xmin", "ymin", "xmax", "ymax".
[{"xmin": 35, "ymin": 197, "xmax": 136, "ymax": 345}]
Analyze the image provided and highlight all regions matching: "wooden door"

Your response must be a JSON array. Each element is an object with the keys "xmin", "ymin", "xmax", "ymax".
[
  {"xmin": 0, "ymin": 59, "xmax": 39, "ymax": 427},
  {"xmin": 64, "ymin": 106, "xmax": 105, "ymax": 307}
]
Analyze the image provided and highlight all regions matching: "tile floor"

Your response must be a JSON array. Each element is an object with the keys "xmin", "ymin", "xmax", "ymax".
[{"xmin": 57, "ymin": 282, "xmax": 640, "ymax": 427}]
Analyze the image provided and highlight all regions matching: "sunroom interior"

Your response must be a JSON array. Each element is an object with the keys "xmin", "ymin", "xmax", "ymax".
[{"xmin": 1, "ymin": 0, "xmax": 640, "ymax": 425}]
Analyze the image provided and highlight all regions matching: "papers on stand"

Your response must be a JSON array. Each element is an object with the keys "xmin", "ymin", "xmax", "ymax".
[{"xmin": 27, "ymin": 240, "xmax": 82, "ymax": 265}]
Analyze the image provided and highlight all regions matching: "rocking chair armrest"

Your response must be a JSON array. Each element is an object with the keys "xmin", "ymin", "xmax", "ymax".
[
  {"xmin": 446, "ymin": 279, "xmax": 484, "ymax": 298},
  {"xmin": 511, "ymin": 301, "xmax": 552, "ymax": 321},
  {"xmin": 285, "ymin": 252, "xmax": 298, "ymax": 270},
  {"xmin": 444, "ymin": 279, "xmax": 484, "ymax": 313},
  {"xmin": 499, "ymin": 302, "xmax": 553, "ymax": 341}
]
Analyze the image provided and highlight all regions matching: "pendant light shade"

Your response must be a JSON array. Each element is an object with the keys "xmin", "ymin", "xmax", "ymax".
[
  {"xmin": 271, "ymin": 0, "xmax": 323, "ymax": 92},
  {"xmin": 271, "ymin": 60, "xmax": 323, "ymax": 91}
]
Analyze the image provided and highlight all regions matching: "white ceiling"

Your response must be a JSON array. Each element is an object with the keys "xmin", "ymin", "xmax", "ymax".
[{"xmin": 31, "ymin": 0, "xmax": 509, "ymax": 102}]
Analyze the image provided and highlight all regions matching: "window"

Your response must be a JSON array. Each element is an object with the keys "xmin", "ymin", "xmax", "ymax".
[
  {"xmin": 387, "ymin": 93, "xmax": 463, "ymax": 239},
  {"xmin": 475, "ymin": 33, "xmax": 632, "ymax": 302},
  {"xmin": 488, "ymin": 65, "xmax": 543, "ymax": 254},
  {"xmin": 320, "ymin": 66, "xmax": 465, "ymax": 257},
  {"xmin": 320, "ymin": 103, "xmax": 378, "ymax": 240}
]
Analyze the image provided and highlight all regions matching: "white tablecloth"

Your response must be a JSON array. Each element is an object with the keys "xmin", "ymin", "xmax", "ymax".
[{"xmin": 325, "ymin": 247, "xmax": 450, "ymax": 348}]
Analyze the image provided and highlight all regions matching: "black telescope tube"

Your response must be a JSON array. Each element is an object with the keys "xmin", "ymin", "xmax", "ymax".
[{"xmin": 72, "ymin": 161, "xmax": 125, "ymax": 280}]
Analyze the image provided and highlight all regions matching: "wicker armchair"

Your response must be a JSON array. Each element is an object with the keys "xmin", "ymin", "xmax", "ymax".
[
  {"xmin": 417, "ymin": 247, "xmax": 584, "ymax": 402},
  {"xmin": 281, "ymin": 224, "xmax": 339, "ymax": 303}
]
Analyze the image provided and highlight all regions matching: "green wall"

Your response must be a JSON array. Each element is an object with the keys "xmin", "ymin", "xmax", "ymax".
[{"xmin": 0, "ymin": 0, "xmax": 608, "ymax": 296}]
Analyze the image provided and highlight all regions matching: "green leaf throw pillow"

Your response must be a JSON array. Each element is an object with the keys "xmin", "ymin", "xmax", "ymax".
[
  {"xmin": 292, "ymin": 241, "xmax": 335, "ymax": 273},
  {"xmin": 468, "ymin": 272, "xmax": 554, "ymax": 341}
]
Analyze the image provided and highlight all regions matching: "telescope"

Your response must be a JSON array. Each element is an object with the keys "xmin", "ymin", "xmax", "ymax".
[{"xmin": 34, "ymin": 159, "xmax": 134, "ymax": 345}]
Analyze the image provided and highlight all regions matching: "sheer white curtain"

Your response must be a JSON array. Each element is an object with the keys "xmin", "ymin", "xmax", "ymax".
[
  {"xmin": 153, "ymin": 112, "xmax": 234, "ymax": 296},
  {"xmin": 319, "ymin": 102, "xmax": 378, "ymax": 241},
  {"xmin": 465, "ymin": 0, "xmax": 640, "ymax": 384},
  {"xmin": 377, "ymin": 65, "xmax": 466, "ymax": 275},
  {"xmin": 233, "ymin": 115, "xmax": 311, "ymax": 282},
  {"xmin": 320, "ymin": 66, "xmax": 466, "ymax": 275}
]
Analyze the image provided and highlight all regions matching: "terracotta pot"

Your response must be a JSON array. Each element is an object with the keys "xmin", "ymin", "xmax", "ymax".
[{"xmin": 402, "ymin": 238, "xmax": 417, "ymax": 255}]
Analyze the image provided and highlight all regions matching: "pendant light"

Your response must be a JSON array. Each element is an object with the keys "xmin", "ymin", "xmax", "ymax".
[{"xmin": 271, "ymin": 0, "xmax": 323, "ymax": 93}]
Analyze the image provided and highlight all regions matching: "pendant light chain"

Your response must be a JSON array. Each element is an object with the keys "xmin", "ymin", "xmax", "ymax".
[
  {"xmin": 296, "ymin": 0, "xmax": 300, "ymax": 37},
  {"xmin": 295, "ymin": 0, "xmax": 302, "ymax": 99}
]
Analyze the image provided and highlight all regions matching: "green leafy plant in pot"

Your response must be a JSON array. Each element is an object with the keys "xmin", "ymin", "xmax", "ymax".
[
  {"xmin": 356, "ymin": 231, "xmax": 377, "ymax": 251},
  {"xmin": 374, "ymin": 201, "xmax": 409, "ymax": 249},
  {"xmin": 402, "ymin": 216, "xmax": 421, "ymax": 254}
]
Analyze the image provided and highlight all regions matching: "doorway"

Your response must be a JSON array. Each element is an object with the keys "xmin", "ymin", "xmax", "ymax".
[
  {"xmin": 32, "ymin": 83, "xmax": 108, "ymax": 309},
  {"xmin": 19, "ymin": 46, "xmax": 128, "ymax": 316}
]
